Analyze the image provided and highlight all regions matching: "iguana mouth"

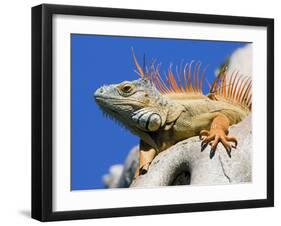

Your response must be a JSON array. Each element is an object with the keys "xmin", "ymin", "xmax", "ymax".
[
  {"xmin": 95, "ymin": 96, "xmax": 119, "ymax": 101},
  {"xmin": 95, "ymin": 98, "xmax": 119, "ymax": 115}
]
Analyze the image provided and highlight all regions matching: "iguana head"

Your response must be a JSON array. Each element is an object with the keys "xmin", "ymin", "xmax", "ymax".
[
  {"xmin": 94, "ymin": 78, "xmax": 169, "ymax": 136},
  {"xmin": 94, "ymin": 51, "xmax": 187, "ymax": 148}
]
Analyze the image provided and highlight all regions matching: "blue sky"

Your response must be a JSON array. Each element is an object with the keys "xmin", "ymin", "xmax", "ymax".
[{"xmin": 71, "ymin": 34, "xmax": 247, "ymax": 190}]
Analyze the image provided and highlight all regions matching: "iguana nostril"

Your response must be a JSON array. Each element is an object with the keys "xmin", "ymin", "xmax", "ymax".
[{"xmin": 94, "ymin": 87, "xmax": 105, "ymax": 98}]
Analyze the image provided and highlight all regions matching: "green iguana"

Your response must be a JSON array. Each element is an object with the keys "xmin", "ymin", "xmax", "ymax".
[{"xmin": 94, "ymin": 51, "xmax": 252, "ymax": 177}]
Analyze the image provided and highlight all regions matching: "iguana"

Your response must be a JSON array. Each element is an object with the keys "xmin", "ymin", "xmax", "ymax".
[{"xmin": 94, "ymin": 51, "xmax": 252, "ymax": 177}]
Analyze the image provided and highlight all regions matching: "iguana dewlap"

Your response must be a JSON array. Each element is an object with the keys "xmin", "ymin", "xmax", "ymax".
[{"xmin": 94, "ymin": 53, "xmax": 252, "ymax": 177}]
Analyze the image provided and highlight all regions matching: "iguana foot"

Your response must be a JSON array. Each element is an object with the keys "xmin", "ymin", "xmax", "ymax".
[
  {"xmin": 134, "ymin": 140, "xmax": 156, "ymax": 179},
  {"xmin": 199, "ymin": 129, "xmax": 237, "ymax": 159},
  {"xmin": 199, "ymin": 114, "xmax": 238, "ymax": 159}
]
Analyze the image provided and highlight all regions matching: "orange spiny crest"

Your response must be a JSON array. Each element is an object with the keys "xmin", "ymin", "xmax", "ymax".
[
  {"xmin": 210, "ymin": 70, "xmax": 252, "ymax": 111},
  {"xmin": 132, "ymin": 50, "xmax": 208, "ymax": 95},
  {"xmin": 131, "ymin": 50, "xmax": 251, "ymax": 111}
]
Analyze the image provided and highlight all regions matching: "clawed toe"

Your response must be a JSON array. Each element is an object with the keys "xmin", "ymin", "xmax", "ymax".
[
  {"xmin": 226, "ymin": 136, "xmax": 238, "ymax": 149},
  {"xmin": 199, "ymin": 130, "xmax": 210, "ymax": 140},
  {"xmin": 199, "ymin": 130, "xmax": 238, "ymax": 159},
  {"xmin": 201, "ymin": 142, "xmax": 208, "ymax": 152}
]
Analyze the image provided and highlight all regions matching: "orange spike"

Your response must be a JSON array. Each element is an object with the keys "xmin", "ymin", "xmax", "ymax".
[
  {"xmin": 169, "ymin": 69, "xmax": 180, "ymax": 93},
  {"xmin": 229, "ymin": 71, "xmax": 239, "ymax": 99},
  {"xmin": 175, "ymin": 65, "xmax": 182, "ymax": 90},
  {"xmin": 179, "ymin": 61, "xmax": 185, "ymax": 91},
  {"xmin": 223, "ymin": 83, "xmax": 227, "ymax": 97},
  {"xmin": 153, "ymin": 72, "xmax": 165, "ymax": 93},
  {"xmin": 183, "ymin": 64, "xmax": 188, "ymax": 92},
  {"xmin": 236, "ymin": 79, "xmax": 248, "ymax": 103},
  {"xmin": 131, "ymin": 48, "xmax": 145, "ymax": 78},
  {"xmin": 210, "ymin": 71, "xmax": 222, "ymax": 93},
  {"xmin": 232, "ymin": 76, "xmax": 241, "ymax": 101},
  {"xmin": 188, "ymin": 61, "xmax": 194, "ymax": 92},
  {"xmin": 242, "ymin": 81, "xmax": 252, "ymax": 105},
  {"xmin": 149, "ymin": 60, "xmax": 157, "ymax": 80},
  {"xmin": 165, "ymin": 74, "xmax": 171, "ymax": 93},
  {"xmin": 197, "ymin": 62, "xmax": 202, "ymax": 92},
  {"xmin": 226, "ymin": 72, "xmax": 233, "ymax": 98},
  {"xmin": 153, "ymin": 65, "xmax": 165, "ymax": 93},
  {"xmin": 231, "ymin": 74, "xmax": 242, "ymax": 100},
  {"xmin": 238, "ymin": 77, "xmax": 251, "ymax": 103},
  {"xmin": 179, "ymin": 66, "xmax": 185, "ymax": 93},
  {"xmin": 248, "ymin": 103, "xmax": 252, "ymax": 111},
  {"xmin": 167, "ymin": 69, "xmax": 173, "ymax": 92},
  {"xmin": 227, "ymin": 71, "xmax": 236, "ymax": 98},
  {"xmin": 194, "ymin": 62, "xmax": 200, "ymax": 92},
  {"xmin": 168, "ymin": 69, "xmax": 176, "ymax": 92},
  {"xmin": 246, "ymin": 93, "xmax": 252, "ymax": 107},
  {"xmin": 210, "ymin": 78, "xmax": 218, "ymax": 93},
  {"xmin": 157, "ymin": 71, "xmax": 170, "ymax": 93},
  {"xmin": 175, "ymin": 64, "xmax": 184, "ymax": 92},
  {"xmin": 217, "ymin": 74, "xmax": 224, "ymax": 96},
  {"xmin": 244, "ymin": 86, "xmax": 252, "ymax": 104},
  {"xmin": 193, "ymin": 63, "xmax": 197, "ymax": 92},
  {"xmin": 216, "ymin": 67, "xmax": 226, "ymax": 93},
  {"xmin": 235, "ymin": 76, "xmax": 246, "ymax": 102},
  {"xmin": 216, "ymin": 79, "xmax": 221, "ymax": 95},
  {"xmin": 220, "ymin": 78, "xmax": 225, "ymax": 96},
  {"xmin": 180, "ymin": 85, "xmax": 185, "ymax": 93},
  {"xmin": 221, "ymin": 72, "xmax": 227, "ymax": 98}
]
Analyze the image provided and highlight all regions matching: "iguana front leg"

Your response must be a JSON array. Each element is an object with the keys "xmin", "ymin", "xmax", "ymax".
[
  {"xmin": 200, "ymin": 114, "xmax": 238, "ymax": 159},
  {"xmin": 135, "ymin": 140, "xmax": 156, "ymax": 177}
]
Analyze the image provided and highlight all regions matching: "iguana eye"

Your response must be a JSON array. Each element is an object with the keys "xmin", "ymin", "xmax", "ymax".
[
  {"xmin": 119, "ymin": 84, "xmax": 135, "ymax": 95},
  {"xmin": 121, "ymin": 84, "xmax": 132, "ymax": 93},
  {"xmin": 117, "ymin": 83, "xmax": 136, "ymax": 96}
]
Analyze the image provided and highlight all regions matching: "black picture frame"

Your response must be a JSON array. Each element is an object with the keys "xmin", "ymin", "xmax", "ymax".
[{"xmin": 32, "ymin": 3, "xmax": 274, "ymax": 222}]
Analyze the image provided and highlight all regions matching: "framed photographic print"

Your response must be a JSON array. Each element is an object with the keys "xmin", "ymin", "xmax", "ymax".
[{"xmin": 32, "ymin": 4, "xmax": 274, "ymax": 221}]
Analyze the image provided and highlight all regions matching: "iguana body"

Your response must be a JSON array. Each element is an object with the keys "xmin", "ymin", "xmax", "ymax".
[{"xmin": 94, "ymin": 52, "xmax": 252, "ymax": 177}]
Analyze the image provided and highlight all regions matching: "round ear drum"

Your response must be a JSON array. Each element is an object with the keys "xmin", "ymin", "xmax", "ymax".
[
  {"xmin": 146, "ymin": 113, "xmax": 161, "ymax": 131},
  {"xmin": 132, "ymin": 110, "xmax": 162, "ymax": 132}
]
